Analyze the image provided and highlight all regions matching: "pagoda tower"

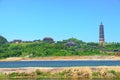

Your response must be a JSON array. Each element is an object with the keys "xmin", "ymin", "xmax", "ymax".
[{"xmin": 99, "ymin": 22, "xmax": 105, "ymax": 46}]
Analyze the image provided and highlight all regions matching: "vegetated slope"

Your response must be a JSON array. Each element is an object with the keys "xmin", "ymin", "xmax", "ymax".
[{"xmin": 0, "ymin": 38, "xmax": 120, "ymax": 59}]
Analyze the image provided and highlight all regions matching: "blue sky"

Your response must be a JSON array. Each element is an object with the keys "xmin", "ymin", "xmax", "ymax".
[{"xmin": 0, "ymin": 0, "xmax": 120, "ymax": 42}]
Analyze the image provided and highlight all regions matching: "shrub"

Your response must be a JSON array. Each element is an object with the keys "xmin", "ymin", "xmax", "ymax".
[
  {"xmin": 35, "ymin": 69, "xmax": 43, "ymax": 75},
  {"xmin": 108, "ymin": 70, "xmax": 116, "ymax": 75},
  {"xmin": 9, "ymin": 72, "xmax": 19, "ymax": 77},
  {"xmin": 92, "ymin": 72, "xmax": 101, "ymax": 77}
]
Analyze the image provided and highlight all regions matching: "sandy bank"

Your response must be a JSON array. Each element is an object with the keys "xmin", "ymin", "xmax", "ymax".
[
  {"xmin": 0, "ymin": 56, "xmax": 120, "ymax": 62},
  {"xmin": 0, "ymin": 66, "xmax": 120, "ymax": 75}
]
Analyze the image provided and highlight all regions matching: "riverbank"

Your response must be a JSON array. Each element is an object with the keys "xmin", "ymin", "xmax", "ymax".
[
  {"xmin": 0, "ymin": 56, "xmax": 120, "ymax": 61},
  {"xmin": 0, "ymin": 66, "xmax": 120, "ymax": 79},
  {"xmin": 0, "ymin": 56, "xmax": 120, "ymax": 79}
]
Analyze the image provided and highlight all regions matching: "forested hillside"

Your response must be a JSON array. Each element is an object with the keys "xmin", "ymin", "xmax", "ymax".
[{"xmin": 0, "ymin": 36, "xmax": 120, "ymax": 59}]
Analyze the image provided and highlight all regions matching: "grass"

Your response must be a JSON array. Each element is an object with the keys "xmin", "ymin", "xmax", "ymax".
[{"xmin": 1, "ymin": 69, "xmax": 120, "ymax": 79}]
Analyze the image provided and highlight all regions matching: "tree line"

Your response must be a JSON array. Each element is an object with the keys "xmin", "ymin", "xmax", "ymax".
[{"xmin": 0, "ymin": 36, "xmax": 120, "ymax": 59}]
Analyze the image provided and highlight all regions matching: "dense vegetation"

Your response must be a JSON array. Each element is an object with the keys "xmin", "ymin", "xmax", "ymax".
[{"xmin": 0, "ymin": 37, "xmax": 120, "ymax": 59}]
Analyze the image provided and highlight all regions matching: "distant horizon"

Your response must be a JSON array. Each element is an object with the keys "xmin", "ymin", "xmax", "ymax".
[{"xmin": 0, "ymin": 0, "xmax": 120, "ymax": 42}]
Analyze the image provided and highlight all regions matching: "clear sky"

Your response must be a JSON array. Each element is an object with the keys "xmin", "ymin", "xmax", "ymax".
[{"xmin": 0, "ymin": 0, "xmax": 120, "ymax": 42}]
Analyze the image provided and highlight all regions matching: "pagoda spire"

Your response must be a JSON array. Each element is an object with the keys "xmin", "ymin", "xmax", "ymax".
[{"xmin": 99, "ymin": 22, "xmax": 105, "ymax": 46}]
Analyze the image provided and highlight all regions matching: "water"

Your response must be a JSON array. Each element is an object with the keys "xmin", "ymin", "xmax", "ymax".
[{"xmin": 0, "ymin": 60, "xmax": 120, "ymax": 68}]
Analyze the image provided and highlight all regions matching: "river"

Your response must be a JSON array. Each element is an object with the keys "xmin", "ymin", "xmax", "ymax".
[{"xmin": 0, "ymin": 60, "xmax": 120, "ymax": 68}]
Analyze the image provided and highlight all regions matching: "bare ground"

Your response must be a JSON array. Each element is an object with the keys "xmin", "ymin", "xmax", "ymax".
[{"xmin": 0, "ymin": 56, "xmax": 120, "ymax": 62}]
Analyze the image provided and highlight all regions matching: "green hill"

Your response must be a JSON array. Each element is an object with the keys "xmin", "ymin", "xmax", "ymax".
[{"xmin": 0, "ymin": 37, "xmax": 120, "ymax": 59}]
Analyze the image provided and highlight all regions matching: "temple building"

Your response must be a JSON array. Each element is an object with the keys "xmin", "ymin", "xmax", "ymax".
[{"xmin": 99, "ymin": 22, "xmax": 105, "ymax": 46}]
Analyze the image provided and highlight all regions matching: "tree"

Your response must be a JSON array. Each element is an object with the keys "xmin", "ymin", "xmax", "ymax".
[
  {"xmin": 0, "ymin": 35, "xmax": 8, "ymax": 44},
  {"xmin": 43, "ymin": 37, "xmax": 54, "ymax": 43}
]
